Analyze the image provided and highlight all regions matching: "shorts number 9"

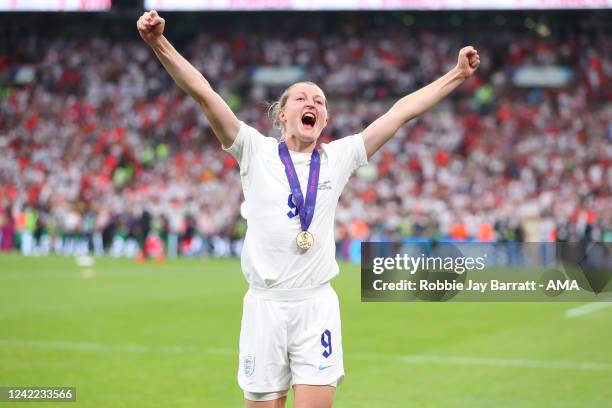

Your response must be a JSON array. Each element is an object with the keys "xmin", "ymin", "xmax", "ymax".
[{"xmin": 321, "ymin": 329, "xmax": 332, "ymax": 358}]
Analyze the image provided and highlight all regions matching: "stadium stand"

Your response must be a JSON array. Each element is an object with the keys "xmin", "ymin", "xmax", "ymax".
[{"xmin": 0, "ymin": 11, "xmax": 610, "ymax": 258}]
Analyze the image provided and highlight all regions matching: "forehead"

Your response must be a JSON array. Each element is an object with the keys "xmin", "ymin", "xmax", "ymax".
[{"xmin": 288, "ymin": 83, "xmax": 326, "ymax": 100}]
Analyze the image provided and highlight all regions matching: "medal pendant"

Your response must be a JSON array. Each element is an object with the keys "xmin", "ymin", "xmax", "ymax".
[{"xmin": 296, "ymin": 231, "xmax": 314, "ymax": 251}]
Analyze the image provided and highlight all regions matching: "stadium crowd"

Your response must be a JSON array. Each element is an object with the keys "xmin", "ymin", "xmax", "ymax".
[{"xmin": 0, "ymin": 15, "xmax": 610, "ymax": 259}]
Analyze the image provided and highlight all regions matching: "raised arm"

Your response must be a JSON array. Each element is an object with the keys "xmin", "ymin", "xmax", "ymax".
[
  {"xmin": 362, "ymin": 46, "xmax": 480, "ymax": 159},
  {"xmin": 137, "ymin": 10, "xmax": 239, "ymax": 148}
]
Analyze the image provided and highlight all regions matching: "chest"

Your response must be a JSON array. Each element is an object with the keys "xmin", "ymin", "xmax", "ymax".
[{"xmin": 246, "ymin": 152, "xmax": 337, "ymax": 218}]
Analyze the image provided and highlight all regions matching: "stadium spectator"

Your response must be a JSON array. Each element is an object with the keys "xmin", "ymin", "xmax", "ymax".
[{"xmin": 0, "ymin": 15, "xmax": 610, "ymax": 259}]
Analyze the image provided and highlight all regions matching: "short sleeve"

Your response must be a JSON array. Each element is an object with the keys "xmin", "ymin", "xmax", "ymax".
[
  {"xmin": 222, "ymin": 121, "xmax": 267, "ymax": 172},
  {"xmin": 322, "ymin": 133, "xmax": 368, "ymax": 182}
]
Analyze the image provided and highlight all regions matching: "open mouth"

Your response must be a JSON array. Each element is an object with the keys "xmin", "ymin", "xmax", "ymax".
[{"xmin": 301, "ymin": 112, "xmax": 316, "ymax": 129}]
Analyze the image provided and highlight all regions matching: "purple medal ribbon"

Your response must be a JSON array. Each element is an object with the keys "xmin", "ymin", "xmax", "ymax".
[{"xmin": 278, "ymin": 141, "xmax": 320, "ymax": 233}]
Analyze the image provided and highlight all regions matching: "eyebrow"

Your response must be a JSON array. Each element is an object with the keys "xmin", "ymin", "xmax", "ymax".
[{"xmin": 295, "ymin": 91, "xmax": 325, "ymax": 101}]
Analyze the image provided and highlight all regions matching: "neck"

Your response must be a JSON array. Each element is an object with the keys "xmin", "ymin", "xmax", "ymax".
[{"xmin": 284, "ymin": 134, "xmax": 316, "ymax": 153}]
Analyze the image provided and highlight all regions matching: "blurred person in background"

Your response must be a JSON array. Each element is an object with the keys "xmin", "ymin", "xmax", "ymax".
[
  {"xmin": 1, "ymin": 13, "xmax": 608, "ymax": 259},
  {"xmin": 0, "ymin": 206, "xmax": 15, "ymax": 252}
]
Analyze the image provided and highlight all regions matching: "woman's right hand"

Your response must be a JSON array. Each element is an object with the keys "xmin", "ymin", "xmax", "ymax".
[{"xmin": 137, "ymin": 10, "xmax": 165, "ymax": 45}]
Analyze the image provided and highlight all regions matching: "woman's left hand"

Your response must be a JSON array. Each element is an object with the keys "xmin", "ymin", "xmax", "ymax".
[{"xmin": 456, "ymin": 46, "xmax": 480, "ymax": 79}]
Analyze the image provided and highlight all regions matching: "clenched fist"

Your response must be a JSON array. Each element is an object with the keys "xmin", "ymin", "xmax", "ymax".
[
  {"xmin": 137, "ymin": 10, "xmax": 165, "ymax": 45},
  {"xmin": 456, "ymin": 46, "xmax": 480, "ymax": 79}
]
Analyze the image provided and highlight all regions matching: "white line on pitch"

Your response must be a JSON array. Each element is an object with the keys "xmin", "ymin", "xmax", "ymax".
[
  {"xmin": 353, "ymin": 354, "xmax": 612, "ymax": 371},
  {"xmin": 2, "ymin": 339, "xmax": 611, "ymax": 371},
  {"xmin": 0, "ymin": 339, "xmax": 234, "ymax": 355},
  {"xmin": 565, "ymin": 301, "xmax": 612, "ymax": 318}
]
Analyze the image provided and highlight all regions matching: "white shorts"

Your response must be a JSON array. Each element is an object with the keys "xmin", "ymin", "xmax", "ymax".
[{"xmin": 237, "ymin": 283, "xmax": 344, "ymax": 398}]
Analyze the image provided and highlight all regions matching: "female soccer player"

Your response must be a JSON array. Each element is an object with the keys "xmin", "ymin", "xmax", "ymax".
[{"xmin": 137, "ymin": 10, "xmax": 479, "ymax": 408}]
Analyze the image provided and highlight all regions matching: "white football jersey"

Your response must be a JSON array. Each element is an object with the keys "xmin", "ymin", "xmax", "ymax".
[{"xmin": 224, "ymin": 122, "xmax": 368, "ymax": 288}]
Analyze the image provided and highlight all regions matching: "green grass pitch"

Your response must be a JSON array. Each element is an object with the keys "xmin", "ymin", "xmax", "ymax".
[{"xmin": 0, "ymin": 253, "xmax": 611, "ymax": 407}]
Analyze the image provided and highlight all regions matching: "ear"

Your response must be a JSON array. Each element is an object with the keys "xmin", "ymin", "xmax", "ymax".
[{"xmin": 279, "ymin": 110, "xmax": 287, "ymax": 124}]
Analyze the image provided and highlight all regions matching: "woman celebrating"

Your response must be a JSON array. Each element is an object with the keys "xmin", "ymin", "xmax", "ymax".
[{"xmin": 137, "ymin": 10, "xmax": 479, "ymax": 408}]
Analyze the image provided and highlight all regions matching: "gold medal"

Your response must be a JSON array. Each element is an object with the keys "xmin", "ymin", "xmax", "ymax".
[{"xmin": 296, "ymin": 231, "xmax": 314, "ymax": 251}]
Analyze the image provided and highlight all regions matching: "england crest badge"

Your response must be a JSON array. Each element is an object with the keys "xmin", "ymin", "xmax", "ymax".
[{"xmin": 244, "ymin": 355, "xmax": 255, "ymax": 378}]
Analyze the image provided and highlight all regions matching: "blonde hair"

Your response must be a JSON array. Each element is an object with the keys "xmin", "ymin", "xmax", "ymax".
[{"xmin": 267, "ymin": 81, "xmax": 327, "ymax": 138}]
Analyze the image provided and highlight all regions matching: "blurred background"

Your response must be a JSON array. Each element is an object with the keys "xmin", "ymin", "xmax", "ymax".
[
  {"xmin": 0, "ymin": 1, "xmax": 610, "ymax": 263},
  {"xmin": 0, "ymin": 2, "xmax": 611, "ymax": 407}
]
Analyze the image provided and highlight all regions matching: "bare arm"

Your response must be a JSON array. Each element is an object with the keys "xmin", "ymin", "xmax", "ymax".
[
  {"xmin": 137, "ymin": 10, "xmax": 239, "ymax": 148},
  {"xmin": 362, "ymin": 46, "xmax": 480, "ymax": 159}
]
